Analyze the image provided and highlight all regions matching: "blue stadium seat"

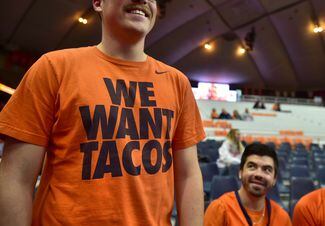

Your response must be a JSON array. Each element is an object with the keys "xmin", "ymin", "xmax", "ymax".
[
  {"xmin": 200, "ymin": 163, "xmax": 219, "ymax": 194},
  {"xmin": 206, "ymin": 162, "xmax": 219, "ymax": 177},
  {"xmin": 198, "ymin": 140, "xmax": 222, "ymax": 163},
  {"xmin": 277, "ymin": 152, "xmax": 289, "ymax": 162},
  {"xmin": 289, "ymin": 199, "xmax": 298, "ymax": 218},
  {"xmin": 210, "ymin": 175, "xmax": 239, "ymax": 201},
  {"xmin": 276, "ymin": 171, "xmax": 289, "ymax": 193},
  {"xmin": 206, "ymin": 148, "xmax": 219, "ymax": 162},
  {"xmin": 291, "ymin": 157, "xmax": 309, "ymax": 167},
  {"xmin": 292, "ymin": 151, "xmax": 308, "ymax": 158},
  {"xmin": 227, "ymin": 164, "xmax": 241, "ymax": 181},
  {"xmin": 267, "ymin": 184, "xmax": 287, "ymax": 210},
  {"xmin": 290, "ymin": 177, "xmax": 316, "ymax": 217},
  {"xmin": 316, "ymin": 166, "xmax": 325, "ymax": 187},
  {"xmin": 279, "ymin": 142, "xmax": 292, "ymax": 152},
  {"xmin": 314, "ymin": 152, "xmax": 325, "ymax": 158},
  {"xmin": 278, "ymin": 158, "xmax": 290, "ymax": 179},
  {"xmin": 314, "ymin": 158, "xmax": 325, "ymax": 168},
  {"xmin": 278, "ymin": 157, "xmax": 287, "ymax": 171},
  {"xmin": 311, "ymin": 144, "xmax": 321, "ymax": 152},
  {"xmin": 290, "ymin": 165, "xmax": 310, "ymax": 178},
  {"xmin": 290, "ymin": 177, "xmax": 316, "ymax": 204},
  {"xmin": 295, "ymin": 143, "xmax": 306, "ymax": 151}
]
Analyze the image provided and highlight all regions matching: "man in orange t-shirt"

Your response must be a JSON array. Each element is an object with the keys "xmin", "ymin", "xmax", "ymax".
[
  {"xmin": 0, "ymin": 1, "xmax": 205, "ymax": 226},
  {"xmin": 204, "ymin": 143, "xmax": 291, "ymax": 226},
  {"xmin": 292, "ymin": 188, "xmax": 325, "ymax": 226}
]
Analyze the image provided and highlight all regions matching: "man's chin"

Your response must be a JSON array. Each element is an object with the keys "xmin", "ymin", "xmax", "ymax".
[
  {"xmin": 250, "ymin": 191, "xmax": 265, "ymax": 197},
  {"xmin": 248, "ymin": 185, "xmax": 267, "ymax": 197}
]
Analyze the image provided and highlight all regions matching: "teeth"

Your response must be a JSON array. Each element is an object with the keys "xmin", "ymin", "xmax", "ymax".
[{"xmin": 130, "ymin": 9, "xmax": 146, "ymax": 17}]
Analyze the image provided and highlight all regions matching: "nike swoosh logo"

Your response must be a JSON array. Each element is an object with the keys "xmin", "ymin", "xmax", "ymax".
[{"xmin": 155, "ymin": 70, "xmax": 168, "ymax": 75}]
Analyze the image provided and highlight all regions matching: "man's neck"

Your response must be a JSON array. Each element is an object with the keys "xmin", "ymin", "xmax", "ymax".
[
  {"xmin": 238, "ymin": 187, "xmax": 265, "ymax": 211},
  {"xmin": 99, "ymin": 29, "xmax": 147, "ymax": 62}
]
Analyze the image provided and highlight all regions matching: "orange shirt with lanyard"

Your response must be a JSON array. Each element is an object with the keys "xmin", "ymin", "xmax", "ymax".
[
  {"xmin": 204, "ymin": 191, "xmax": 292, "ymax": 226},
  {"xmin": 235, "ymin": 190, "xmax": 270, "ymax": 226}
]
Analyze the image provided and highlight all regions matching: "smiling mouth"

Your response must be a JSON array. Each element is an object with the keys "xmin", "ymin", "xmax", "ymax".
[
  {"xmin": 250, "ymin": 181, "xmax": 266, "ymax": 187},
  {"xmin": 125, "ymin": 6, "xmax": 150, "ymax": 18}
]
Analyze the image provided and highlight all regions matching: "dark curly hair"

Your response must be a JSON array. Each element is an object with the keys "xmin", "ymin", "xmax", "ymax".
[{"xmin": 240, "ymin": 143, "xmax": 278, "ymax": 177}]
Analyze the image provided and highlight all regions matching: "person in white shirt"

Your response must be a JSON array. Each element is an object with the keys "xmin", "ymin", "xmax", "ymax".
[{"xmin": 217, "ymin": 129, "xmax": 244, "ymax": 174}]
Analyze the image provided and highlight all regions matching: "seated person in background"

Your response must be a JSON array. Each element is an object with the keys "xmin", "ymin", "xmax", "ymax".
[
  {"xmin": 242, "ymin": 108, "xmax": 254, "ymax": 121},
  {"xmin": 217, "ymin": 129, "xmax": 244, "ymax": 174},
  {"xmin": 219, "ymin": 108, "xmax": 232, "ymax": 120},
  {"xmin": 272, "ymin": 102, "xmax": 281, "ymax": 111},
  {"xmin": 211, "ymin": 108, "xmax": 219, "ymax": 119},
  {"xmin": 292, "ymin": 188, "xmax": 325, "ymax": 226},
  {"xmin": 253, "ymin": 100, "xmax": 266, "ymax": 109},
  {"xmin": 205, "ymin": 143, "xmax": 292, "ymax": 226},
  {"xmin": 232, "ymin": 110, "xmax": 242, "ymax": 120}
]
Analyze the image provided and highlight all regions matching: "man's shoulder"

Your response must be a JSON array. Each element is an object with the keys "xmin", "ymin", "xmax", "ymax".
[
  {"xmin": 296, "ymin": 188, "xmax": 324, "ymax": 209},
  {"xmin": 269, "ymin": 199, "xmax": 290, "ymax": 218},
  {"xmin": 211, "ymin": 191, "xmax": 236, "ymax": 206},
  {"xmin": 43, "ymin": 46, "xmax": 94, "ymax": 62},
  {"xmin": 208, "ymin": 194, "xmax": 228, "ymax": 211},
  {"xmin": 149, "ymin": 56, "xmax": 188, "ymax": 80}
]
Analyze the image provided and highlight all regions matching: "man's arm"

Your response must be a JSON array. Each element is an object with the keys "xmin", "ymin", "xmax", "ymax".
[
  {"xmin": 0, "ymin": 137, "xmax": 45, "ymax": 226},
  {"xmin": 292, "ymin": 199, "xmax": 314, "ymax": 226},
  {"xmin": 174, "ymin": 145, "xmax": 204, "ymax": 226}
]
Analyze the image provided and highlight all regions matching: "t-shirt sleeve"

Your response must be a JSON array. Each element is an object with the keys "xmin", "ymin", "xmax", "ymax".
[
  {"xmin": 0, "ymin": 55, "xmax": 59, "ymax": 146},
  {"xmin": 282, "ymin": 211, "xmax": 292, "ymax": 226},
  {"xmin": 172, "ymin": 78, "xmax": 205, "ymax": 150},
  {"xmin": 204, "ymin": 200, "xmax": 227, "ymax": 226},
  {"xmin": 292, "ymin": 197, "xmax": 316, "ymax": 226}
]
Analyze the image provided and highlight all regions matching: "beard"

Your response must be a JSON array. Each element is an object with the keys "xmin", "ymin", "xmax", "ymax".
[{"xmin": 242, "ymin": 175, "xmax": 269, "ymax": 197}]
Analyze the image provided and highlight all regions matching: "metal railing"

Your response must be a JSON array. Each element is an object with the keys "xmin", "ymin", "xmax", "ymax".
[{"xmin": 240, "ymin": 95, "xmax": 323, "ymax": 106}]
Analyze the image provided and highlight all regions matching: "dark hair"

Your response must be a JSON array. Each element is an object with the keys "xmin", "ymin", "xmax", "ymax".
[
  {"xmin": 157, "ymin": 0, "xmax": 172, "ymax": 18},
  {"xmin": 240, "ymin": 143, "xmax": 278, "ymax": 177}
]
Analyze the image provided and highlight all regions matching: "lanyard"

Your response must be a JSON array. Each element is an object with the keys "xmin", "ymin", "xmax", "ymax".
[{"xmin": 235, "ymin": 191, "xmax": 271, "ymax": 226}]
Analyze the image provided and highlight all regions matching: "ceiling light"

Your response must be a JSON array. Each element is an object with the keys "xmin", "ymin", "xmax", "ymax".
[
  {"xmin": 79, "ymin": 17, "xmax": 87, "ymax": 24},
  {"xmin": 237, "ymin": 47, "xmax": 246, "ymax": 56},
  {"xmin": 204, "ymin": 43, "xmax": 213, "ymax": 51},
  {"xmin": 313, "ymin": 25, "xmax": 324, "ymax": 33}
]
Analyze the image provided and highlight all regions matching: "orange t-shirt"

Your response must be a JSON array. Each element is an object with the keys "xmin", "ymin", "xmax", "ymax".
[
  {"xmin": 0, "ymin": 46, "xmax": 205, "ymax": 226},
  {"xmin": 292, "ymin": 188, "xmax": 325, "ymax": 226},
  {"xmin": 204, "ymin": 191, "xmax": 292, "ymax": 226}
]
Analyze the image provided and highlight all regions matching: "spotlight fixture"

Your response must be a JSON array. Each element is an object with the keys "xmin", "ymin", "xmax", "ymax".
[
  {"xmin": 237, "ymin": 47, "xmax": 246, "ymax": 56},
  {"xmin": 204, "ymin": 43, "xmax": 212, "ymax": 50},
  {"xmin": 78, "ymin": 17, "xmax": 88, "ymax": 24},
  {"xmin": 244, "ymin": 27, "xmax": 256, "ymax": 51},
  {"xmin": 313, "ymin": 25, "xmax": 324, "ymax": 33}
]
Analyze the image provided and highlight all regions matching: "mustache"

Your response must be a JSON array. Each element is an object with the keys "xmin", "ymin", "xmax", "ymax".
[{"xmin": 248, "ymin": 176, "xmax": 267, "ymax": 186}]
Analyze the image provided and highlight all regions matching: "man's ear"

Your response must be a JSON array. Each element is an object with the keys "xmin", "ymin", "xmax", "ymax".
[
  {"xmin": 273, "ymin": 176, "xmax": 277, "ymax": 186},
  {"xmin": 93, "ymin": 0, "xmax": 103, "ymax": 12}
]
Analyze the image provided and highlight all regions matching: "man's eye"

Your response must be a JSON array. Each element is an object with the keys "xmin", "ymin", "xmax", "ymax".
[{"xmin": 265, "ymin": 168, "xmax": 272, "ymax": 173}]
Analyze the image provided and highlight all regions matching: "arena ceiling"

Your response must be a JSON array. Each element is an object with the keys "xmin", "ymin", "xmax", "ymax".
[{"xmin": 0, "ymin": 0, "xmax": 325, "ymax": 92}]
